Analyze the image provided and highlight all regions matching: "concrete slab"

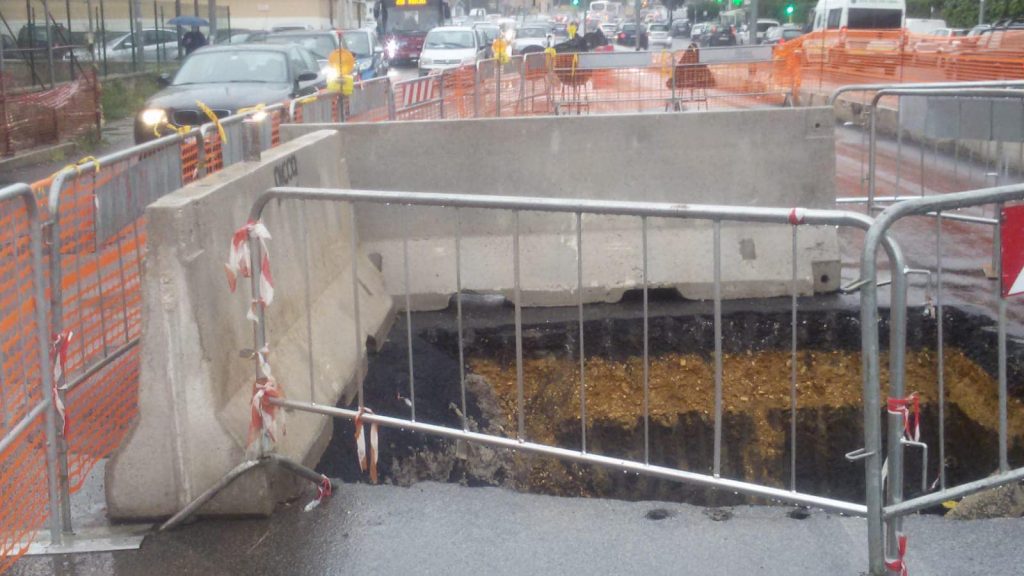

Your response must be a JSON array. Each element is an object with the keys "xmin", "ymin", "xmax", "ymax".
[
  {"xmin": 105, "ymin": 130, "xmax": 394, "ymax": 520},
  {"xmin": 283, "ymin": 108, "xmax": 840, "ymax": 310}
]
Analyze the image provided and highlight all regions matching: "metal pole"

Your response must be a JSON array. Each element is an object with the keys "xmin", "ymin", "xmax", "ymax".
[
  {"xmin": 749, "ymin": 0, "xmax": 759, "ymax": 47},
  {"xmin": 43, "ymin": 0, "xmax": 55, "ymax": 87},
  {"xmin": 65, "ymin": 0, "xmax": 73, "ymax": 81},
  {"xmin": 100, "ymin": 0, "xmax": 107, "ymax": 76},
  {"xmin": 979, "ymin": 0, "xmax": 985, "ymax": 26},
  {"xmin": 634, "ymin": 0, "xmax": 640, "ymax": 51},
  {"xmin": 577, "ymin": 212, "xmax": 586, "ymax": 453},
  {"xmin": 996, "ymin": 204, "xmax": 1009, "ymax": 473},
  {"xmin": 712, "ymin": 220, "xmax": 723, "ymax": 478}
]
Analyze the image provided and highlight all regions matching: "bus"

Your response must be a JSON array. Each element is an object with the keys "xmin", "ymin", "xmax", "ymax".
[
  {"xmin": 375, "ymin": 0, "xmax": 450, "ymax": 65},
  {"xmin": 811, "ymin": 0, "xmax": 904, "ymax": 31},
  {"xmin": 589, "ymin": 1, "xmax": 624, "ymax": 21}
]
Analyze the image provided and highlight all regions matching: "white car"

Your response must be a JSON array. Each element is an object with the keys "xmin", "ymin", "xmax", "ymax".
[
  {"xmin": 512, "ymin": 25, "xmax": 553, "ymax": 54},
  {"xmin": 419, "ymin": 26, "xmax": 487, "ymax": 75},
  {"xmin": 647, "ymin": 22, "xmax": 672, "ymax": 47}
]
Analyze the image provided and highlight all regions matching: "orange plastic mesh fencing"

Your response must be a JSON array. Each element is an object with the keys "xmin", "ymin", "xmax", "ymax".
[
  {"xmin": 180, "ymin": 134, "xmax": 202, "ymax": 184},
  {"xmin": 394, "ymin": 75, "xmax": 445, "ymax": 121},
  {"xmin": 441, "ymin": 66, "xmax": 477, "ymax": 120},
  {"xmin": 0, "ymin": 191, "xmax": 51, "ymax": 571},
  {"xmin": 203, "ymin": 130, "xmax": 226, "ymax": 175},
  {"xmin": 49, "ymin": 163, "xmax": 149, "ymax": 494},
  {"xmin": 777, "ymin": 29, "xmax": 1024, "ymax": 97},
  {"xmin": 0, "ymin": 69, "xmax": 100, "ymax": 156},
  {"xmin": 544, "ymin": 53, "xmax": 791, "ymax": 115}
]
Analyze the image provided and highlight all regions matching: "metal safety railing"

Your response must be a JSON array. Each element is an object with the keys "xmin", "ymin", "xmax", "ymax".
[
  {"xmin": 859, "ymin": 183, "xmax": 1024, "ymax": 576},
  {"xmin": 0, "ymin": 184, "xmax": 59, "ymax": 571},
  {"xmin": 184, "ymin": 188, "xmax": 911, "ymax": 526}
]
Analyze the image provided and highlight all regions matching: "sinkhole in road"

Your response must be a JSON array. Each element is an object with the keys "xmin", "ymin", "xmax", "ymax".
[{"xmin": 316, "ymin": 297, "xmax": 1024, "ymax": 507}]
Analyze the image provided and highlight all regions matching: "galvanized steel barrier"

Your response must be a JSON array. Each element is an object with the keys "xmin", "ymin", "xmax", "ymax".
[
  {"xmin": 223, "ymin": 187, "xmax": 916, "ymax": 569},
  {"xmin": 0, "ymin": 184, "xmax": 59, "ymax": 570},
  {"xmin": 859, "ymin": 183, "xmax": 1024, "ymax": 576}
]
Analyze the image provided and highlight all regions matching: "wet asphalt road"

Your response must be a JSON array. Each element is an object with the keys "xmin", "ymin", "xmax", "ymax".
[{"xmin": 10, "ymin": 482, "xmax": 1024, "ymax": 576}]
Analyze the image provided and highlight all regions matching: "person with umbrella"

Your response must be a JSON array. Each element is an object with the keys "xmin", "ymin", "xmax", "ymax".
[{"xmin": 169, "ymin": 15, "xmax": 209, "ymax": 55}]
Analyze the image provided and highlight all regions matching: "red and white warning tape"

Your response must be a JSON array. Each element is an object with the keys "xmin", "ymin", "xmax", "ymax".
[
  {"xmin": 887, "ymin": 393, "xmax": 921, "ymax": 442},
  {"xmin": 354, "ymin": 407, "xmax": 379, "ymax": 484},
  {"xmin": 247, "ymin": 352, "xmax": 284, "ymax": 451},
  {"xmin": 50, "ymin": 330, "xmax": 73, "ymax": 437},
  {"xmin": 885, "ymin": 533, "xmax": 909, "ymax": 576},
  {"xmin": 788, "ymin": 207, "xmax": 807, "ymax": 226},
  {"xmin": 225, "ymin": 220, "xmax": 275, "ymax": 322},
  {"xmin": 304, "ymin": 474, "xmax": 334, "ymax": 512}
]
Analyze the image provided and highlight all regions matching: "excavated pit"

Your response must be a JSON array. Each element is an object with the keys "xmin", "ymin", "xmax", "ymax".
[{"xmin": 317, "ymin": 295, "xmax": 1024, "ymax": 507}]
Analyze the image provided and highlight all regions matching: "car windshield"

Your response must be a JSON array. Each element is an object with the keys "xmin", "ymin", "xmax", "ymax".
[
  {"xmin": 342, "ymin": 32, "xmax": 370, "ymax": 56},
  {"xmin": 649, "ymin": 24, "xmax": 668, "ymax": 31},
  {"xmin": 782, "ymin": 30, "xmax": 801, "ymax": 40},
  {"xmin": 265, "ymin": 34, "xmax": 336, "ymax": 59},
  {"xmin": 476, "ymin": 26, "xmax": 500, "ymax": 41},
  {"xmin": 757, "ymin": 22, "xmax": 778, "ymax": 32},
  {"xmin": 622, "ymin": 24, "xmax": 636, "ymax": 31},
  {"xmin": 174, "ymin": 50, "xmax": 289, "ymax": 84},
  {"xmin": 386, "ymin": 8, "xmax": 442, "ymax": 34},
  {"xmin": 518, "ymin": 27, "xmax": 548, "ymax": 39},
  {"xmin": 424, "ymin": 30, "xmax": 475, "ymax": 49}
]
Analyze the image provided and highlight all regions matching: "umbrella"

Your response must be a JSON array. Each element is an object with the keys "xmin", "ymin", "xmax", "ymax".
[{"xmin": 168, "ymin": 15, "xmax": 209, "ymax": 27}]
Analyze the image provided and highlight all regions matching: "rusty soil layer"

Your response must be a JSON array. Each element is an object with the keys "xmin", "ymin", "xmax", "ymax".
[{"xmin": 318, "ymin": 301, "xmax": 1024, "ymax": 506}]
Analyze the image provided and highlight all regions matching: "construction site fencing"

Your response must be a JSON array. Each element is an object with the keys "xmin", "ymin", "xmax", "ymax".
[
  {"xmin": 859, "ymin": 183, "xmax": 1024, "ymax": 576},
  {"xmin": 0, "ymin": 184, "xmax": 59, "ymax": 572},
  {"xmin": 0, "ymin": 67, "xmax": 99, "ymax": 156},
  {"xmin": 346, "ymin": 76, "xmax": 392, "ymax": 122},
  {"xmin": 776, "ymin": 28, "xmax": 1024, "ymax": 100},
  {"xmin": 217, "ymin": 187, "xmax": 912, "ymax": 573}
]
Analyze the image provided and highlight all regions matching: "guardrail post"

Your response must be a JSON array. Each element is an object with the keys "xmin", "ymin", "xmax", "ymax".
[
  {"xmin": 242, "ymin": 117, "xmax": 261, "ymax": 162},
  {"xmin": 387, "ymin": 78, "xmax": 396, "ymax": 121},
  {"xmin": 439, "ymin": 71, "xmax": 446, "ymax": 119},
  {"xmin": 473, "ymin": 63, "xmax": 480, "ymax": 118}
]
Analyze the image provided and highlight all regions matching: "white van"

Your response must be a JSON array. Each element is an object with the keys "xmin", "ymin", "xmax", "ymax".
[{"xmin": 811, "ymin": 0, "xmax": 905, "ymax": 31}]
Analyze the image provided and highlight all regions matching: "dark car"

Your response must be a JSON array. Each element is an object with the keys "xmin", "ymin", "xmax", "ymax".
[
  {"xmin": 670, "ymin": 20, "xmax": 691, "ymax": 38},
  {"xmin": 705, "ymin": 23, "xmax": 737, "ymax": 47},
  {"xmin": 264, "ymin": 30, "xmax": 342, "ymax": 62},
  {"xmin": 134, "ymin": 44, "xmax": 325, "ymax": 143},
  {"xmin": 340, "ymin": 29, "xmax": 389, "ymax": 79},
  {"xmin": 616, "ymin": 23, "xmax": 648, "ymax": 48}
]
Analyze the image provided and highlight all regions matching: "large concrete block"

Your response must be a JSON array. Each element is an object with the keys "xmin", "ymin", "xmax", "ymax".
[
  {"xmin": 106, "ymin": 130, "xmax": 393, "ymax": 520},
  {"xmin": 284, "ymin": 108, "xmax": 839, "ymax": 310}
]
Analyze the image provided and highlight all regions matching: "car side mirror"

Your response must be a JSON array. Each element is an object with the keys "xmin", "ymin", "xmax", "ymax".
[
  {"xmin": 157, "ymin": 72, "xmax": 171, "ymax": 86},
  {"xmin": 296, "ymin": 71, "xmax": 319, "ymax": 82}
]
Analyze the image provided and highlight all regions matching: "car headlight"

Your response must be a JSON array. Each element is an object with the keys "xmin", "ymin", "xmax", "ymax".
[
  {"xmin": 358, "ymin": 59, "xmax": 371, "ymax": 72},
  {"xmin": 461, "ymin": 56, "xmax": 476, "ymax": 65},
  {"xmin": 386, "ymin": 39, "xmax": 398, "ymax": 58},
  {"xmin": 420, "ymin": 56, "xmax": 433, "ymax": 65},
  {"xmin": 140, "ymin": 108, "xmax": 167, "ymax": 126},
  {"xmin": 322, "ymin": 65, "xmax": 340, "ymax": 81}
]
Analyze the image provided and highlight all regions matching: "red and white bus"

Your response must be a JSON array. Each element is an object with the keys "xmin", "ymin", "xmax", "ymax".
[{"xmin": 375, "ymin": 0, "xmax": 451, "ymax": 65}]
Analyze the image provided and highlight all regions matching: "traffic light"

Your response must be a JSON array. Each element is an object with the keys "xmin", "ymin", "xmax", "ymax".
[
  {"xmin": 785, "ymin": 4, "xmax": 795, "ymax": 15},
  {"xmin": 732, "ymin": 0, "xmax": 742, "ymax": 6},
  {"xmin": 572, "ymin": 0, "xmax": 579, "ymax": 5}
]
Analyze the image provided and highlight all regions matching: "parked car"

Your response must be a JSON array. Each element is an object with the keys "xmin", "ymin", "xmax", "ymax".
[
  {"xmin": 134, "ymin": 44, "xmax": 325, "ymax": 144},
  {"xmin": 647, "ymin": 22, "xmax": 671, "ymax": 47},
  {"xmin": 599, "ymin": 22, "xmax": 618, "ymax": 39},
  {"xmin": 341, "ymin": 28, "xmax": 389, "ymax": 79},
  {"xmin": 418, "ymin": 26, "xmax": 487, "ymax": 76},
  {"xmin": 670, "ymin": 19, "xmax": 691, "ymax": 37},
  {"xmin": 95, "ymin": 29, "xmax": 179, "ymax": 62},
  {"xmin": 512, "ymin": 24, "xmax": 553, "ymax": 54},
  {"xmin": 763, "ymin": 25, "xmax": 803, "ymax": 46}
]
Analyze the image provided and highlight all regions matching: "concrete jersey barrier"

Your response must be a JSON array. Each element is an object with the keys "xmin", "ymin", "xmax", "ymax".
[
  {"xmin": 106, "ymin": 130, "xmax": 394, "ymax": 519},
  {"xmin": 283, "ymin": 108, "xmax": 840, "ymax": 310}
]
